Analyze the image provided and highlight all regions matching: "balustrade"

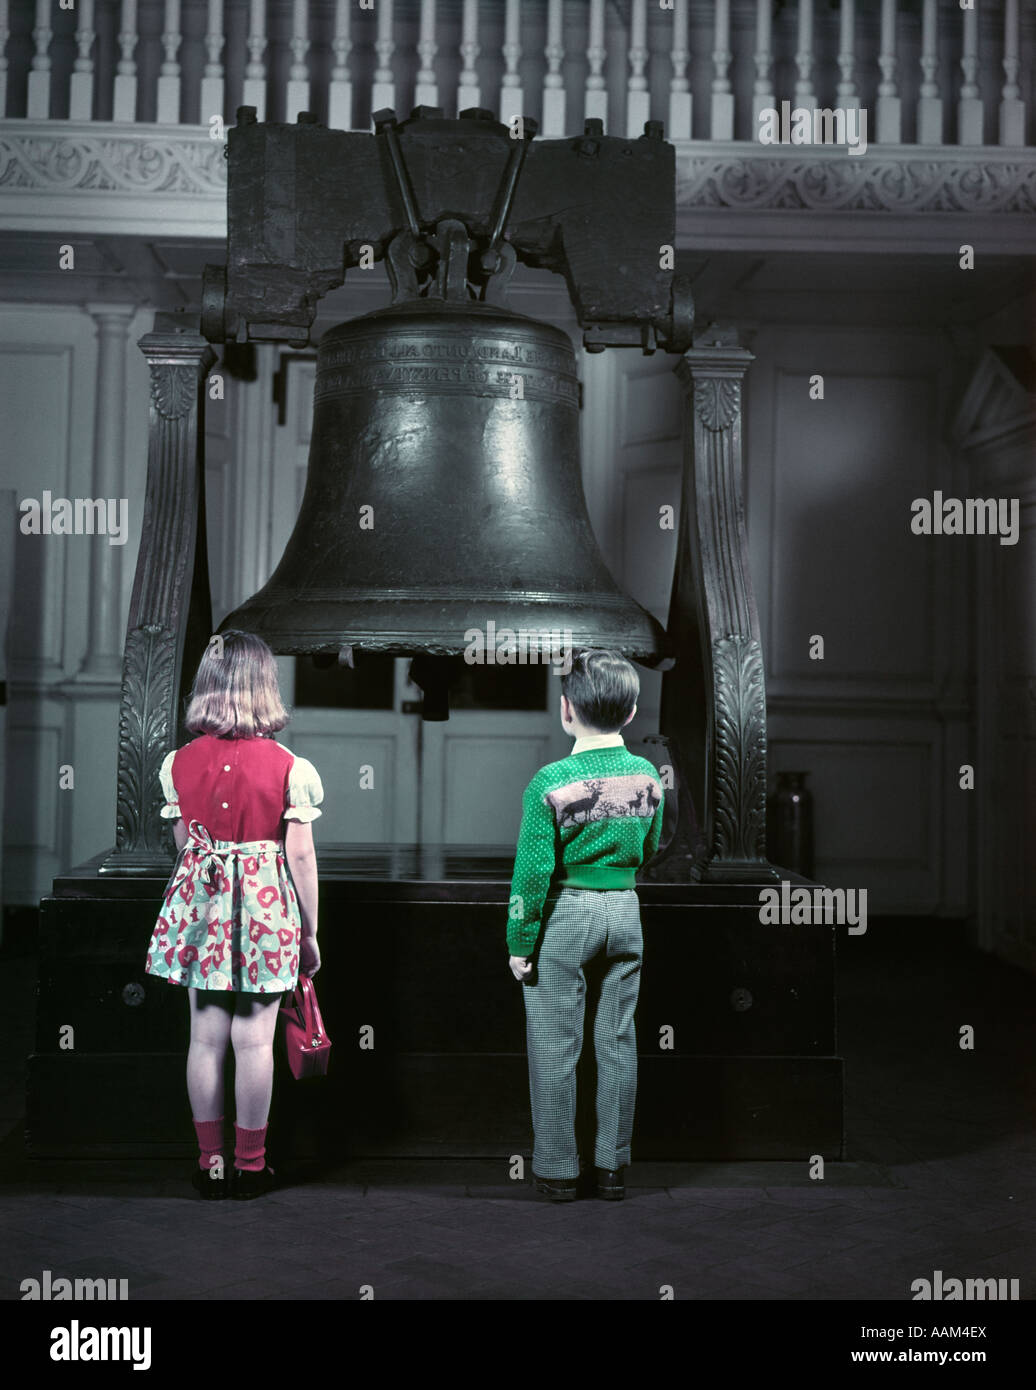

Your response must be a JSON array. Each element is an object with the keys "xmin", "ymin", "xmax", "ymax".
[{"xmin": 0, "ymin": 1, "xmax": 1029, "ymax": 149}]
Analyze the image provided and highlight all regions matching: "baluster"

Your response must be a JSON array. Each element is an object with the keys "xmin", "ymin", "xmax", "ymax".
[
  {"xmin": 751, "ymin": 0, "xmax": 773, "ymax": 129},
  {"xmin": 457, "ymin": 0, "xmax": 479, "ymax": 112},
  {"xmin": 836, "ymin": 0, "xmax": 857, "ymax": 110},
  {"xmin": 544, "ymin": 0, "xmax": 566, "ymax": 135},
  {"xmin": 876, "ymin": 0, "xmax": 901, "ymax": 143},
  {"xmin": 372, "ymin": 0, "xmax": 395, "ymax": 114},
  {"xmin": 668, "ymin": 0, "xmax": 692, "ymax": 139},
  {"xmin": 499, "ymin": 0, "xmax": 522, "ymax": 126},
  {"xmin": 286, "ymin": 0, "xmax": 310, "ymax": 121},
  {"xmin": 329, "ymin": 0, "xmax": 354, "ymax": 130},
  {"xmin": 0, "ymin": 0, "xmax": 7, "ymax": 118},
  {"xmin": 957, "ymin": 3, "xmax": 982, "ymax": 146},
  {"xmin": 624, "ymin": 0, "xmax": 649, "ymax": 138},
  {"xmin": 711, "ymin": 0, "xmax": 734, "ymax": 139},
  {"xmin": 199, "ymin": 1, "xmax": 224, "ymax": 126},
  {"xmin": 156, "ymin": 0, "xmax": 182, "ymax": 124},
  {"xmin": 793, "ymin": 0, "xmax": 816, "ymax": 116},
  {"xmin": 917, "ymin": 0, "xmax": 942, "ymax": 145},
  {"xmin": 69, "ymin": 0, "xmax": 96, "ymax": 120},
  {"xmin": 242, "ymin": 0, "xmax": 267, "ymax": 122},
  {"xmin": 999, "ymin": 0, "xmax": 1024, "ymax": 146},
  {"xmin": 26, "ymin": 0, "xmax": 52, "ymax": 118},
  {"xmin": 112, "ymin": 0, "xmax": 138, "ymax": 122},
  {"xmin": 584, "ymin": 0, "xmax": 607, "ymax": 128},
  {"xmin": 415, "ymin": 0, "xmax": 438, "ymax": 109}
]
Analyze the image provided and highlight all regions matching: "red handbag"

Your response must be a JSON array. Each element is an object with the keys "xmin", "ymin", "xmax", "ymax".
[{"xmin": 279, "ymin": 975, "xmax": 331, "ymax": 1079}]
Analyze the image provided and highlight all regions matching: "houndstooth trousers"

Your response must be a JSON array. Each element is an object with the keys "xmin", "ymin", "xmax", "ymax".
[{"xmin": 522, "ymin": 887, "xmax": 643, "ymax": 1178}]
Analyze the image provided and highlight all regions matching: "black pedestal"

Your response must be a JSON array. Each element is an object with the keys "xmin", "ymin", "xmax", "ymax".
[{"xmin": 28, "ymin": 847, "xmax": 842, "ymax": 1160}]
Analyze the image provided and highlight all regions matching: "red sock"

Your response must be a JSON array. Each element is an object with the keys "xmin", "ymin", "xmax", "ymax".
[
  {"xmin": 193, "ymin": 1117, "xmax": 224, "ymax": 1173},
  {"xmin": 234, "ymin": 1123, "xmax": 268, "ymax": 1172}
]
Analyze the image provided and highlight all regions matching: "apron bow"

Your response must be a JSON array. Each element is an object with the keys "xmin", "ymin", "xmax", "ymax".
[{"xmin": 186, "ymin": 821, "xmax": 230, "ymax": 893}]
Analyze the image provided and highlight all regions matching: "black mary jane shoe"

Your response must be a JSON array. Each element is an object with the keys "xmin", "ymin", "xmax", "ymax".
[
  {"xmin": 191, "ymin": 1165, "xmax": 228, "ymax": 1201},
  {"xmin": 533, "ymin": 1171, "xmax": 579, "ymax": 1203},
  {"xmin": 231, "ymin": 1164, "xmax": 277, "ymax": 1200},
  {"xmin": 594, "ymin": 1167, "xmax": 626, "ymax": 1200}
]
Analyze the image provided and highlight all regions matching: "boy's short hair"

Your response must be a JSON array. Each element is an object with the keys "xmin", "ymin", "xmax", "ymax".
[{"xmin": 560, "ymin": 649, "xmax": 639, "ymax": 732}]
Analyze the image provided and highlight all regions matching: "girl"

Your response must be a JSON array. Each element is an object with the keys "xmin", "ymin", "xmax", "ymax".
[{"xmin": 144, "ymin": 630, "xmax": 323, "ymax": 1200}]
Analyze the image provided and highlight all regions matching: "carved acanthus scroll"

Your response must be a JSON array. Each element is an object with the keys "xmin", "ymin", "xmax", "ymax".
[
  {"xmin": 661, "ymin": 334, "xmax": 779, "ymax": 883},
  {"xmin": 102, "ymin": 317, "xmax": 215, "ymax": 872}
]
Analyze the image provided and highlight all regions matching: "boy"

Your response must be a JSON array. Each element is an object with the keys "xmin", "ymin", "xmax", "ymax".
[{"xmin": 507, "ymin": 648, "xmax": 664, "ymax": 1201}]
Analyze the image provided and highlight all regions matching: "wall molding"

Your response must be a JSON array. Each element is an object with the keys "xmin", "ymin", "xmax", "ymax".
[
  {"xmin": 767, "ymin": 692, "xmax": 971, "ymax": 720},
  {"xmin": 0, "ymin": 124, "xmax": 226, "ymax": 195},
  {"xmin": 676, "ymin": 143, "xmax": 1036, "ymax": 215},
  {"xmin": 0, "ymin": 124, "xmax": 227, "ymax": 236},
  {"xmin": 3, "ymin": 124, "xmax": 1035, "ymax": 246}
]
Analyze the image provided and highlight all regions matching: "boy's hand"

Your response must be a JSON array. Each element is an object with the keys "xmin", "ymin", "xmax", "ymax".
[{"xmin": 509, "ymin": 954, "xmax": 532, "ymax": 981}]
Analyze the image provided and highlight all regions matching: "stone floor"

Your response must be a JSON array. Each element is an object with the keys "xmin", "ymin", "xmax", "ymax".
[{"xmin": 1, "ymin": 917, "xmax": 1034, "ymax": 1301}]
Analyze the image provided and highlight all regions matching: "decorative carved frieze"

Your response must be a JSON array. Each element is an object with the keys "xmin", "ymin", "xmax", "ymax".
[
  {"xmin": 677, "ymin": 149, "xmax": 1036, "ymax": 214},
  {"xmin": 1, "ymin": 127, "xmax": 1033, "ymax": 221},
  {"xmin": 0, "ymin": 128, "xmax": 226, "ymax": 196}
]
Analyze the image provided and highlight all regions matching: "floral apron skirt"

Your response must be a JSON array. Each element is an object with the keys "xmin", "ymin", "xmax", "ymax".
[{"xmin": 145, "ymin": 821, "xmax": 302, "ymax": 993}]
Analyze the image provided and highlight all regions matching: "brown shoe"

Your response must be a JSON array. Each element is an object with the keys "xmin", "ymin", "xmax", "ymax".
[
  {"xmin": 595, "ymin": 1167, "xmax": 625, "ymax": 1200},
  {"xmin": 533, "ymin": 1171, "xmax": 579, "ymax": 1202}
]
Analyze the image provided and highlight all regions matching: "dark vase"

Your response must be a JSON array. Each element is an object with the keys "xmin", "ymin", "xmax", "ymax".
[{"xmin": 769, "ymin": 771, "xmax": 815, "ymax": 878}]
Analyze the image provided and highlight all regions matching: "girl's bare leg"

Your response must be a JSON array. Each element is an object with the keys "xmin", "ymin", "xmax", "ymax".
[
  {"xmin": 186, "ymin": 988, "xmax": 233, "ymax": 1120},
  {"xmin": 231, "ymin": 994, "xmax": 282, "ymax": 1129}
]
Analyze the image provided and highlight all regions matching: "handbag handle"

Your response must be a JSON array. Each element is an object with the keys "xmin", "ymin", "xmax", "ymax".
[
  {"xmin": 289, "ymin": 974, "xmax": 326, "ymax": 1040},
  {"xmin": 301, "ymin": 975, "xmax": 327, "ymax": 1038}
]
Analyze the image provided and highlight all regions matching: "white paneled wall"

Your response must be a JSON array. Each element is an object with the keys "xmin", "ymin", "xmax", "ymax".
[
  {"xmin": 0, "ymin": 300, "xmax": 220, "ymax": 901},
  {"xmin": 433, "ymin": 728, "xmax": 555, "ymax": 844},
  {"xmin": 2, "ymin": 306, "xmax": 124, "ymax": 897},
  {"xmin": 584, "ymin": 317, "xmax": 972, "ymax": 916},
  {"xmin": 750, "ymin": 324, "xmax": 969, "ymax": 914}
]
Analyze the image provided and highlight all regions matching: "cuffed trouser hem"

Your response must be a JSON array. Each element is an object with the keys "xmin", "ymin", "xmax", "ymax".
[{"xmin": 594, "ymin": 1147, "xmax": 631, "ymax": 1170}]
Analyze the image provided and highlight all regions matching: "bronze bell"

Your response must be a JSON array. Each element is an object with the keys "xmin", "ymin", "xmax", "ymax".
[{"xmin": 222, "ymin": 296, "xmax": 670, "ymax": 672}]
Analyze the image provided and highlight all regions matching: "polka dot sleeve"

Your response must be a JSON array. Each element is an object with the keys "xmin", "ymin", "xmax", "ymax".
[
  {"xmin": 506, "ymin": 772, "xmax": 557, "ymax": 956},
  {"xmin": 284, "ymin": 755, "xmax": 324, "ymax": 822},
  {"xmin": 644, "ymin": 781, "xmax": 665, "ymax": 861}
]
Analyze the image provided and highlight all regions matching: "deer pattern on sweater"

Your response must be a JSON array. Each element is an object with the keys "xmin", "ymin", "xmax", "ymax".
[{"xmin": 546, "ymin": 773, "xmax": 662, "ymax": 830}]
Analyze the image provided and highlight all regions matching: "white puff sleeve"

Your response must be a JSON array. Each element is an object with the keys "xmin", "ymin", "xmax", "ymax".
[
  {"xmin": 159, "ymin": 750, "xmax": 181, "ymax": 820},
  {"xmin": 284, "ymin": 755, "xmax": 324, "ymax": 822}
]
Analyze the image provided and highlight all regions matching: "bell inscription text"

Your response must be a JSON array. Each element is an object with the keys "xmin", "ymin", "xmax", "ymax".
[{"xmin": 316, "ymin": 332, "xmax": 578, "ymax": 406}]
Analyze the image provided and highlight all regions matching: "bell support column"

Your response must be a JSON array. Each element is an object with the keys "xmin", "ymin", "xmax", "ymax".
[
  {"xmin": 661, "ymin": 326, "xmax": 780, "ymax": 884},
  {"xmin": 100, "ymin": 314, "xmax": 216, "ymax": 873}
]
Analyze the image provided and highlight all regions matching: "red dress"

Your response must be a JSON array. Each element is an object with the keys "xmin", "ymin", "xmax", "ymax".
[{"xmin": 144, "ymin": 735, "xmax": 323, "ymax": 993}]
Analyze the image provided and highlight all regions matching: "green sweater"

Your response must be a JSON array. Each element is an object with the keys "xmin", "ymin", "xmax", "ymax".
[{"xmin": 506, "ymin": 744, "xmax": 665, "ymax": 955}]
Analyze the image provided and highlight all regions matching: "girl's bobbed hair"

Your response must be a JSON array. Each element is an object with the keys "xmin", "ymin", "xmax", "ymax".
[{"xmin": 184, "ymin": 630, "xmax": 288, "ymax": 738}]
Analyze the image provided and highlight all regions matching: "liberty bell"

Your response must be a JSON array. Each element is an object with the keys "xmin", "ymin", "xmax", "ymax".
[{"xmin": 221, "ymin": 115, "xmax": 670, "ymax": 709}]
